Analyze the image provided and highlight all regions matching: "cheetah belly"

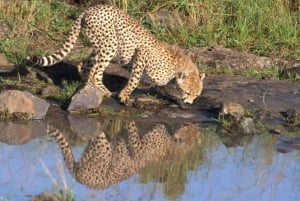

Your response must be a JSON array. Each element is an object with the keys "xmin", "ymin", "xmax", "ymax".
[{"xmin": 141, "ymin": 56, "xmax": 176, "ymax": 86}]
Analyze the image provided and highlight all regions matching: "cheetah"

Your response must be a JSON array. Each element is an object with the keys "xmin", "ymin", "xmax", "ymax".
[
  {"xmin": 27, "ymin": 5, "xmax": 205, "ymax": 104},
  {"xmin": 47, "ymin": 121, "xmax": 200, "ymax": 189}
]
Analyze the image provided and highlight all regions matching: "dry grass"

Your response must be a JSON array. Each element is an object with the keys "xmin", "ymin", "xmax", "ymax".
[{"xmin": 0, "ymin": 0, "xmax": 299, "ymax": 65}]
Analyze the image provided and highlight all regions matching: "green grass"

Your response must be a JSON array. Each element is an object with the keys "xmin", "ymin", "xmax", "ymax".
[
  {"xmin": 200, "ymin": 64, "xmax": 300, "ymax": 80},
  {"xmin": 54, "ymin": 80, "xmax": 81, "ymax": 99},
  {"xmin": 0, "ymin": 0, "xmax": 299, "ymax": 63}
]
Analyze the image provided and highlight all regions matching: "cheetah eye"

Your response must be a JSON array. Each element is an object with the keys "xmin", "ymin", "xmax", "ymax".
[{"xmin": 184, "ymin": 90, "xmax": 191, "ymax": 96}]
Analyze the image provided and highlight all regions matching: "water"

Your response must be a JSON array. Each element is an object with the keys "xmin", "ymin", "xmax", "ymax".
[{"xmin": 0, "ymin": 118, "xmax": 299, "ymax": 201}]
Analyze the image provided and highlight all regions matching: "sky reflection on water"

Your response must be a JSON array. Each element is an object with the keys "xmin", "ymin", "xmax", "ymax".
[{"xmin": 0, "ymin": 127, "xmax": 299, "ymax": 201}]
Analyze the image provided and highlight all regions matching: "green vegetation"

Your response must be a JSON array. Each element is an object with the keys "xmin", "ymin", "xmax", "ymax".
[
  {"xmin": 54, "ymin": 80, "xmax": 81, "ymax": 99},
  {"xmin": 201, "ymin": 65, "xmax": 284, "ymax": 79},
  {"xmin": 218, "ymin": 113, "xmax": 233, "ymax": 128},
  {"xmin": 0, "ymin": 0, "xmax": 299, "ymax": 64}
]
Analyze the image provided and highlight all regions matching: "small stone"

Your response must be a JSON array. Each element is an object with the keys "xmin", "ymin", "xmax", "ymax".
[
  {"xmin": 0, "ymin": 90, "xmax": 49, "ymax": 119},
  {"xmin": 30, "ymin": 191, "xmax": 59, "ymax": 201},
  {"xmin": 248, "ymin": 98, "xmax": 255, "ymax": 103},
  {"xmin": 67, "ymin": 84, "xmax": 104, "ymax": 112},
  {"xmin": 269, "ymin": 129, "xmax": 281, "ymax": 135},
  {"xmin": 136, "ymin": 96, "xmax": 161, "ymax": 104},
  {"xmin": 134, "ymin": 96, "xmax": 164, "ymax": 110},
  {"xmin": 221, "ymin": 102, "xmax": 245, "ymax": 120}
]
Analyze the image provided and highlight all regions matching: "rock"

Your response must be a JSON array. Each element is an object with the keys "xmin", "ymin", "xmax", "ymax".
[
  {"xmin": 269, "ymin": 128, "xmax": 281, "ymax": 135},
  {"xmin": 217, "ymin": 102, "xmax": 256, "ymax": 135},
  {"xmin": 67, "ymin": 84, "xmax": 104, "ymax": 112},
  {"xmin": 0, "ymin": 90, "xmax": 49, "ymax": 119},
  {"xmin": 221, "ymin": 102, "xmax": 245, "ymax": 121},
  {"xmin": 30, "ymin": 191, "xmax": 59, "ymax": 201},
  {"xmin": 190, "ymin": 46, "xmax": 293, "ymax": 70},
  {"xmin": 134, "ymin": 95, "xmax": 165, "ymax": 110},
  {"xmin": 197, "ymin": 75, "xmax": 300, "ymax": 117}
]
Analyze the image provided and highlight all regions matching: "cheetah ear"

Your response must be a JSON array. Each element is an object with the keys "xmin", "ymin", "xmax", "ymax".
[{"xmin": 199, "ymin": 73, "xmax": 205, "ymax": 81}]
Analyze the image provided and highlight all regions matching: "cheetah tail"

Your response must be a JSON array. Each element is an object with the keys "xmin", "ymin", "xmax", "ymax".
[
  {"xmin": 46, "ymin": 124, "xmax": 75, "ymax": 173},
  {"xmin": 26, "ymin": 11, "xmax": 85, "ymax": 66}
]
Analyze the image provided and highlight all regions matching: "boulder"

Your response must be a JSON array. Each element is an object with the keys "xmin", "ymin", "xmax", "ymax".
[
  {"xmin": 0, "ymin": 90, "xmax": 49, "ymax": 119},
  {"xmin": 221, "ymin": 102, "xmax": 245, "ymax": 121},
  {"xmin": 67, "ymin": 84, "xmax": 104, "ymax": 112}
]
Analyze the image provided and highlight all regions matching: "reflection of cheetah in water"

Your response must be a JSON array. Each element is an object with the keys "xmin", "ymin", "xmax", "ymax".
[
  {"xmin": 27, "ymin": 5, "xmax": 205, "ymax": 104},
  {"xmin": 47, "ymin": 121, "xmax": 200, "ymax": 189}
]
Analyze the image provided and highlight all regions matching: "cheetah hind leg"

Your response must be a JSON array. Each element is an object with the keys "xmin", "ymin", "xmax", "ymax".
[
  {"xmin": 77, "ymin": 49, "xmax": 96, "ymax": 82},
  {"xmin": 119, "ymin": 48, "xmax": 145, "ymax": 105},
  {"xmin": 86, "ymin": 52, "xmax": 112, "ymax": 97},
  {"xmin": 126, "ymin": 121, "xmax": 142, "ymax": 157}
]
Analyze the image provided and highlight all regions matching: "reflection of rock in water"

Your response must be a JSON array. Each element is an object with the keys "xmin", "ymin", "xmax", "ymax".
[
  {"xmin": 47, "ymin": 121, "xmax": 200, "ymax": 189},
  {"xmin": 0, "ymin": 120, "xmax": 46, "ymax": 145},
  {"xmin": 275, "ymin": 136, "xmax": 300, "ymax": 153}
]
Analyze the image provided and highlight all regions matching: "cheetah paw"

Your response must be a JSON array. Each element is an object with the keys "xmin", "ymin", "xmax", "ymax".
[{"xmin": 118, "ymin": 92, "xmax": 133, "ymax": 105}]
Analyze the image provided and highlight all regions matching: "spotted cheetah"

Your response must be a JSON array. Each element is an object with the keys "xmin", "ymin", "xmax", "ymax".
[
  {"xmin": 47, "ymin": 121, "xmax": 200, "ymax": 189},
  {"xmin": 27, "ymin": 5, "xmax": 205, "ymax": 104}
]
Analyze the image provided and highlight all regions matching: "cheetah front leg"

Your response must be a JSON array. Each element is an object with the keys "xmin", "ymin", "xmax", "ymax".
[{"xmin": 119, "ymin": 49, "xmax": 145, "ymax": 105}]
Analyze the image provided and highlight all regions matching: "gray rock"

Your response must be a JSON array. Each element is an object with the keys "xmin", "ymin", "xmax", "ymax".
[
  {"xmin": 0, "ymin": 90, "xmax": 49, "ymax": 119},
  {"xmin": 30, "ymin": 191, "xmax": 60, "ymax": 201},
  {"xmin": 190, "ymin": 46, "xmax": 291, "ymax": 70},
  {"xmin": 67, "ymin": 84, "xmax": 104, "ymax": 112},
  {"xmin": 221, "ymin": 102, "xmax": 245, "ymax": 121}
]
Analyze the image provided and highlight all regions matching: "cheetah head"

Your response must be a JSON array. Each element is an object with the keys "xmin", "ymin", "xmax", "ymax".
[
  {"xmin": 176, "ymin": 70, "xmax": 205, "ymax": 104},
  {"xmin": 173, "ymin": 123, "xmax": 200, "ymax": 145}
]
